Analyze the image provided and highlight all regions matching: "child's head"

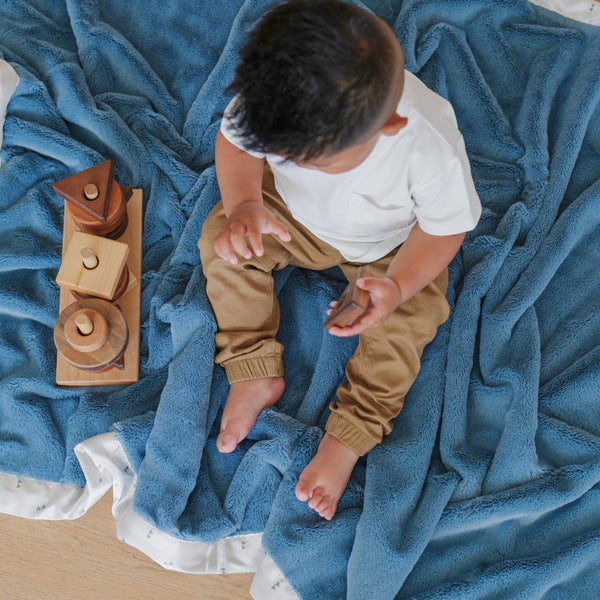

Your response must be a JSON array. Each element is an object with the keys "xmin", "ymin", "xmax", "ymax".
[{"xmin": 227, "ymin": 0, "xmax": 406, "ymax": 172}]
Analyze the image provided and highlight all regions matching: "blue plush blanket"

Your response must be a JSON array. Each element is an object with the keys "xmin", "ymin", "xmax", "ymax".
[{"xmin": 2, "ymin": 0, "xmax": 600, "ymax": 598}]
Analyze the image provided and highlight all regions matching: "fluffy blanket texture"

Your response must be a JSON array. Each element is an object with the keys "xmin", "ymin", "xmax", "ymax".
[{"xmin": 1, "ymin": 1, "xmax": 600, "ymax": 598}]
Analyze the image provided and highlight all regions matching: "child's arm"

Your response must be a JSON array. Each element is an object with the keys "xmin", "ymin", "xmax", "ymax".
[
  {"xmin": 213, "ymin": 131, "xmax": 291, "ymax": 263},
  {"xmin": 328, "ymin": 223, "xmax": 464, "ymax": 337}
]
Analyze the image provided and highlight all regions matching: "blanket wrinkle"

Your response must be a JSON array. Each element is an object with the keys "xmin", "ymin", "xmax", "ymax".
[
  {"xmin": 182, "ymin": 0, "xmax": 274, "ymax": 161},
  {"xmin": 65, "ymin": 0, "xmax": 183, "ymax": 128}
]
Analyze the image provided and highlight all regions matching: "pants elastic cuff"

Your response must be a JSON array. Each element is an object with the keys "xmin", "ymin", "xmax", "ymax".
[
  {"xmin": 224, "ymin": 354, "xmax": 284, "ymax": 384},
  {"xmin": 325, "ymin": 413, "xmax": 380, "ymax": 457}
]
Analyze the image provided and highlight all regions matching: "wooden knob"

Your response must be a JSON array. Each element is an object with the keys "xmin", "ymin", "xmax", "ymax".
[
  {"xmin": 75, "ymin": 312, "xmax": 94, "ymax": 335},
  {"xmin": 84, "ymin": 183, "xmax": 99, "ymax": 200},
  {"xmin": 80, "ymin": 246, "xmax": 99, "ymax": 269}
]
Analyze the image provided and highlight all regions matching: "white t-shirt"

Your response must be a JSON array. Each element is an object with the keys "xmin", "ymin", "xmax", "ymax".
[{"xmin": 221, "ymin": 71, "xmax": 481, "ymax": 263}]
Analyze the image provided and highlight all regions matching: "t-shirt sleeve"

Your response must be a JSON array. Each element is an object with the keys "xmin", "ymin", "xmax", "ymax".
[
  {"xmin": 220, "ymin": 95, "xmax": 266, "ymax": 159},
  {"xmin": 411, "ymin": 135, "xmax": 482, "ymax": 236}
]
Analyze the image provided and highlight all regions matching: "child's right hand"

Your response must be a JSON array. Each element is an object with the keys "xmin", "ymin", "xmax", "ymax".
[{"xmin": 214, "ymin": 201, "xmax": 292, "ymax": 264}]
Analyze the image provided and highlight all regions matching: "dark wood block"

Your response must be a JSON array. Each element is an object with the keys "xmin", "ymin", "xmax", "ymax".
[{"xmin": 323, "ymin": 267, "xmax": 372, "ymax": 330}]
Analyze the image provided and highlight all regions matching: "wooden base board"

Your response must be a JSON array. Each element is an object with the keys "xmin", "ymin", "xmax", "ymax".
[{"xmin": 56, "ymin": 190, "xmax": 142, "ymax": 385}]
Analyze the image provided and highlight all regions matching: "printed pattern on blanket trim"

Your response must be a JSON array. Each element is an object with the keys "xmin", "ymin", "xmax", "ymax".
[
  {"xmin": 0, "ymin": 432, "xmax": 298, "ymax": 600},
  {"xmin": 530, "ymin": 0, "xmax": 600, "ymax": 25},
  {"xmin": 76, "ymin": 433, "xmax": 299, "ymax": 598}
]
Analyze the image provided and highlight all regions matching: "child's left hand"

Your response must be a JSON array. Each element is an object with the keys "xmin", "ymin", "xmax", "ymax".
[{"xmin": 327, "ymin": 276, "xmax": 403, "ymax": 337}]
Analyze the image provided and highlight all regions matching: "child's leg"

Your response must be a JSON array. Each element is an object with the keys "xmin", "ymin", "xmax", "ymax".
[
  {"xmin": 296, "ymin": 257, "xmax": 450, "ymax": 519},
  {"xmin": 199, "ymin": 197, "xmax": 287, "ymax": 452},
  {"xmin": 198, "ymin": 166, "xmax": 343, "ymax": 452}
]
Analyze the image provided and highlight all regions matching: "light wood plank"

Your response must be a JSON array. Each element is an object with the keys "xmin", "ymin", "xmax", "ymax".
[{"xmin": 0, "ymin": 494, "xmax": 253, "ymax": 600}]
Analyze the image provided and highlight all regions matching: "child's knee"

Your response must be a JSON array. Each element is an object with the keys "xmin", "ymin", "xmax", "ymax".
[{"xmin": 198, "ymin": 202, "xmax": 227, "ymax": 267}]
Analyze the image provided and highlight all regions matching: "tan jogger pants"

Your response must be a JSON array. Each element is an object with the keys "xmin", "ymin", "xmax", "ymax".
[{"xmin": 198, "ymin": 165, "xmax": 450, "ymax": 456}]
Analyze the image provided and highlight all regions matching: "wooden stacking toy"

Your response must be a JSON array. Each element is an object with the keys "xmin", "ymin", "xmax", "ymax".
[{"xmin": 53, "ymin": 160, "xmax": 142, "ymax": 386}]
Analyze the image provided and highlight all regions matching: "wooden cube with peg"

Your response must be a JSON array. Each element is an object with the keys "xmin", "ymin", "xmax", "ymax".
[{"xmin": 55, "ymin": 231, "xmax": 134, "ymax": 302}]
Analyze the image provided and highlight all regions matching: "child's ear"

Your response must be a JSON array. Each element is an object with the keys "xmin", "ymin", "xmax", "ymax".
[{"xmin": 381, "ymin": 113, "xmax": 408, "ymax": 136}]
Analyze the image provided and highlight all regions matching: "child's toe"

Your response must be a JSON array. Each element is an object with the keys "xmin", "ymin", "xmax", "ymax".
[
  {"xmin": 295, "ymin": 479, "xmax": 313, "ymax": 502},
  {"xmin": 313, "ymin": 493, "xmax": 330, "ymax": 512},
  {"xmin": 314, "ymin": 496, "xmax": 333, "ymax": 519},
  {"xmin": 308, "ymin": 487, "xmax": 326, "ymax": 510},
  {"xmin": 216, "ymin": 431, "xmax": 238, "ymax": 453}
]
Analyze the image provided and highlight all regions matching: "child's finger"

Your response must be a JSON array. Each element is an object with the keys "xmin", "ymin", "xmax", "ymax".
[
  {"xmin": 328, "ymin": 307, "xmax": 378, "ymax": 337},
  {"xmin": 214, "ymin": 235, "xmax": 238, "ymax": 264},
  {"xmin": 357, "ymin": 276, "xmax": 401, "ymax": 304},
  {"xmin": 230, "ymin": 226, "xmax": 253, "ymax": 260},
  {"xmin": 247, "ymin": 228, "xmax": 264, "ymax": 257},
  {"xmin": 355, "ymin": 277, "xmax": 378, "ymax": 293},
  {"xmin": 329, "ymin": 321, "xmax": 365, "ymax": 337},
  {"xmin": 267, "ymin": 215, "xmax": 292, "ymax": 242}
]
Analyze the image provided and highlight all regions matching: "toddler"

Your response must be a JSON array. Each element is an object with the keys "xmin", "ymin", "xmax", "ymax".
[{"xmin": 198, "ymin": 0, "xmax": 481, "ymax": 520}]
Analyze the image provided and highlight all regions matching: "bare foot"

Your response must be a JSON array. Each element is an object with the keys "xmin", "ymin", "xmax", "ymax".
[
  {"xmin": 217, "ymin": 377, "xmax": 285, "ymax": 453},
  {"xmin": 295, "ymin": 433, "xmax": 359, "ymax": 520}
]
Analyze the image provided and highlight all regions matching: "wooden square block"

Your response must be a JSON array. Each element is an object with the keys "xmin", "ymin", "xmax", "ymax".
[{"xmin": 56, "ymin": 231, "xmax": 129, "ymax": 300}]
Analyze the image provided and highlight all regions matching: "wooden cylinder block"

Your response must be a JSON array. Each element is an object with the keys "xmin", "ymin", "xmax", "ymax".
[{"xmin": 54, "ymin": 298, "xmax": 129, "ymax": 372}]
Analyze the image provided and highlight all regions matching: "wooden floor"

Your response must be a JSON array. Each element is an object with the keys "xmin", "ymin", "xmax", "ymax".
[{"xmin": 0, "ymin": 493, "xmax": 253, "ymax": 600}]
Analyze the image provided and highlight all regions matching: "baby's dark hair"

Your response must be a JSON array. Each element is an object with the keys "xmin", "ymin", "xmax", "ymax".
[{"xmin": 227, "ymin": 0, "xmax": 400, "ymax": 161}]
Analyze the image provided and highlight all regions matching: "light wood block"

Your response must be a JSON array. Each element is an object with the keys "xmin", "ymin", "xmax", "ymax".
[
  {"xmin": 56, "ymin": 189, "xmax": 143, "ymax": 386},
  {"xmin": 56, "ymin": 231, "xmax": 129, "ymax": 300}
]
